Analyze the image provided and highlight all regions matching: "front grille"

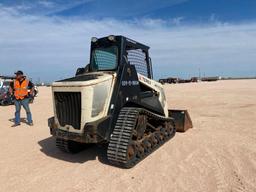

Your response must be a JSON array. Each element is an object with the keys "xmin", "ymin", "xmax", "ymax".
[{"xmin": 54, "ymin": 92, "xmax": 81, "ymax": 130}]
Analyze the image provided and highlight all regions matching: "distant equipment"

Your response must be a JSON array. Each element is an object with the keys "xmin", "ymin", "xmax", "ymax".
[
  {"xmin": 201, "ymin": 76, "xmax": 220, "ymax": 82},
  {"xmin": 0, "ymin": 77, "xmax": 14, "ymax": 105},
  {"xmin": 159, "ymin": 76, "xmax": 220, "ymax": 84},
  {"xmin": 159, "ymin": 77, "xmax": 179, "ymax": 84}
]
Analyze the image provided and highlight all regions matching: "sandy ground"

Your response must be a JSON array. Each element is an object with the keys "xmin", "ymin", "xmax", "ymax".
[{"xmin": 0, "ymin": 80, "xmax": 256, "ymax": 192}]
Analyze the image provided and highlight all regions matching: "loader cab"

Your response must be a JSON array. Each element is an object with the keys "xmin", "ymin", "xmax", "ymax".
[{"xmin": 88, "ymin": 35, "xmax": 153, "ymax": 79}]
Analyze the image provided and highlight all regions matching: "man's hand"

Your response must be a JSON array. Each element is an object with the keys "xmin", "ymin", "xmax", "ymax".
[{"xmin": 30, "ymin": 87, "xmax": 35, "ymax": 97}]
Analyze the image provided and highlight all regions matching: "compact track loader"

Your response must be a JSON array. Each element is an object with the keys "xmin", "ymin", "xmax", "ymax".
[{"xmin": 48, "ymin": 35, "xmax": 192, "ymax": 168}]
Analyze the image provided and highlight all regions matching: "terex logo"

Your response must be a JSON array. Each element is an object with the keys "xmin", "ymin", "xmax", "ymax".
[{"xmin": 139, "ymin": 75, "xmax": 151, "ymax": 85}]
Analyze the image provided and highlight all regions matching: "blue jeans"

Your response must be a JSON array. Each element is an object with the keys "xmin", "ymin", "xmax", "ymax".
[{"xmin": 14, "ymin": 98, "xmax": 33, "ymax": 124}]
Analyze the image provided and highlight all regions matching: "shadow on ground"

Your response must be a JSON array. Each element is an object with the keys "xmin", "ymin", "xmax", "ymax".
[
  {"xmin": 38, "ymin": 136, "xmax": 110, "ymax": 165},
  {"xmin": 9, "ymin": 118, "xmax": 27, "ymax": 124}
]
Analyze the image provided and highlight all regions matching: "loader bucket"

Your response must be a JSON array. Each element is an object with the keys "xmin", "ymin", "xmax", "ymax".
[{"xmin": 168, "ymin": 109, "xmax": 193, "ymax": 132}]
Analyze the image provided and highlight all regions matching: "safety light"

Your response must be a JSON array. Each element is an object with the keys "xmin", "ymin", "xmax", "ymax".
[
  {"xmin": 91, "ymin": 37, "xmax": 98, "ymax": 43},
  {"xmin": 108, "ymin": 35, "xmax": 115, "ymax": 41}
]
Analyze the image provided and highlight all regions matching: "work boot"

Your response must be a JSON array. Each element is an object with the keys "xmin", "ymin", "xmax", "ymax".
[{"xmin": 12, "ymin": 123, "xmax": 21, "ymax": 127}]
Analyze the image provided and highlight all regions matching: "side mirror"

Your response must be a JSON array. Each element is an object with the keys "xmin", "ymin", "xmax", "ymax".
[{"xmin": 75, "ymin": 64, "xmax": 90, "ymax": 76}]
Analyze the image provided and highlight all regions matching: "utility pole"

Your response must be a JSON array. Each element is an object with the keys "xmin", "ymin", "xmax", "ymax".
[{"xmin": 198, "ymin": 68, "xmax": 201, "ymax": 80}]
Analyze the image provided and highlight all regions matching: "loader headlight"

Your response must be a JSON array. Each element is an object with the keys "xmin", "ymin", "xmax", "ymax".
[
  {"xmin": 108, "ymin": 35, "xmax": 115, "ymax": 41},
  {"xmin": 91, "ymin": 80, "xmax": 111, "ymax": 117},
  {"xmin": 91, "ymin": 37, "xmax": 98, "ymax": 43}
]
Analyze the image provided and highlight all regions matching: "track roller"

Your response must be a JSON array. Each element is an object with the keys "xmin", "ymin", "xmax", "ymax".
[{"xmin": 107, "ymin": 107, "xmax": 176, "ymax": 168}]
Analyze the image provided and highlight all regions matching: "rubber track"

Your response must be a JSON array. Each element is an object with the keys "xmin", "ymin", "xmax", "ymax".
[
  {"xmin": 107, "ymin": 107, "xmax": 176, "ymax": 168},
  {"xmin": 56, "ymin": 138, "xmax": 85, "ymax": 153},
  {"xmin": 56, "ymin": 138, "xmax": 71, "ymax": 153}
]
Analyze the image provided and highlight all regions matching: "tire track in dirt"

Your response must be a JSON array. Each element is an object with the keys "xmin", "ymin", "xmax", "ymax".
[
  {"xmin": 206, "ymin": 147, "xmax": 256, "ymax": 192},
  {"xmin": 230, "ymin": 170, "xmax": 246, "ymax": 192}
]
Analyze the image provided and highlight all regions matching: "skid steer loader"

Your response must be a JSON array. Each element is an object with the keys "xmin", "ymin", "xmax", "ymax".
[{"xmin": 48, "ymin": 35, "xmax": 193, "ymax": 168}]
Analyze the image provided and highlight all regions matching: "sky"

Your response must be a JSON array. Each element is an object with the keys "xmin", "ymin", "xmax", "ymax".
[{"xmin": 0, "ymin": 0, "xmax": 256, "ymax": 82}]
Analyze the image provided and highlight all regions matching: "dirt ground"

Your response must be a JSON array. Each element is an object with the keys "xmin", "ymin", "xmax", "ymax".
[{"xmin": 0, "ymin": 80, "xmax": 255, "ymax": 192}]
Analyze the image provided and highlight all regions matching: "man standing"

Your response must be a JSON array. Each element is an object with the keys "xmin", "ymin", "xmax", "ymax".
[{"xmin": 9, "ymin": 71, "xmax": 34, "ymax": 127}]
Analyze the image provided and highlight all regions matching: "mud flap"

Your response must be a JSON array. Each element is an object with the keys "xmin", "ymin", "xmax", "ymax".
[{"xmin": 168, "ymin": 109, "xmax": 193, "ymax": 132}]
